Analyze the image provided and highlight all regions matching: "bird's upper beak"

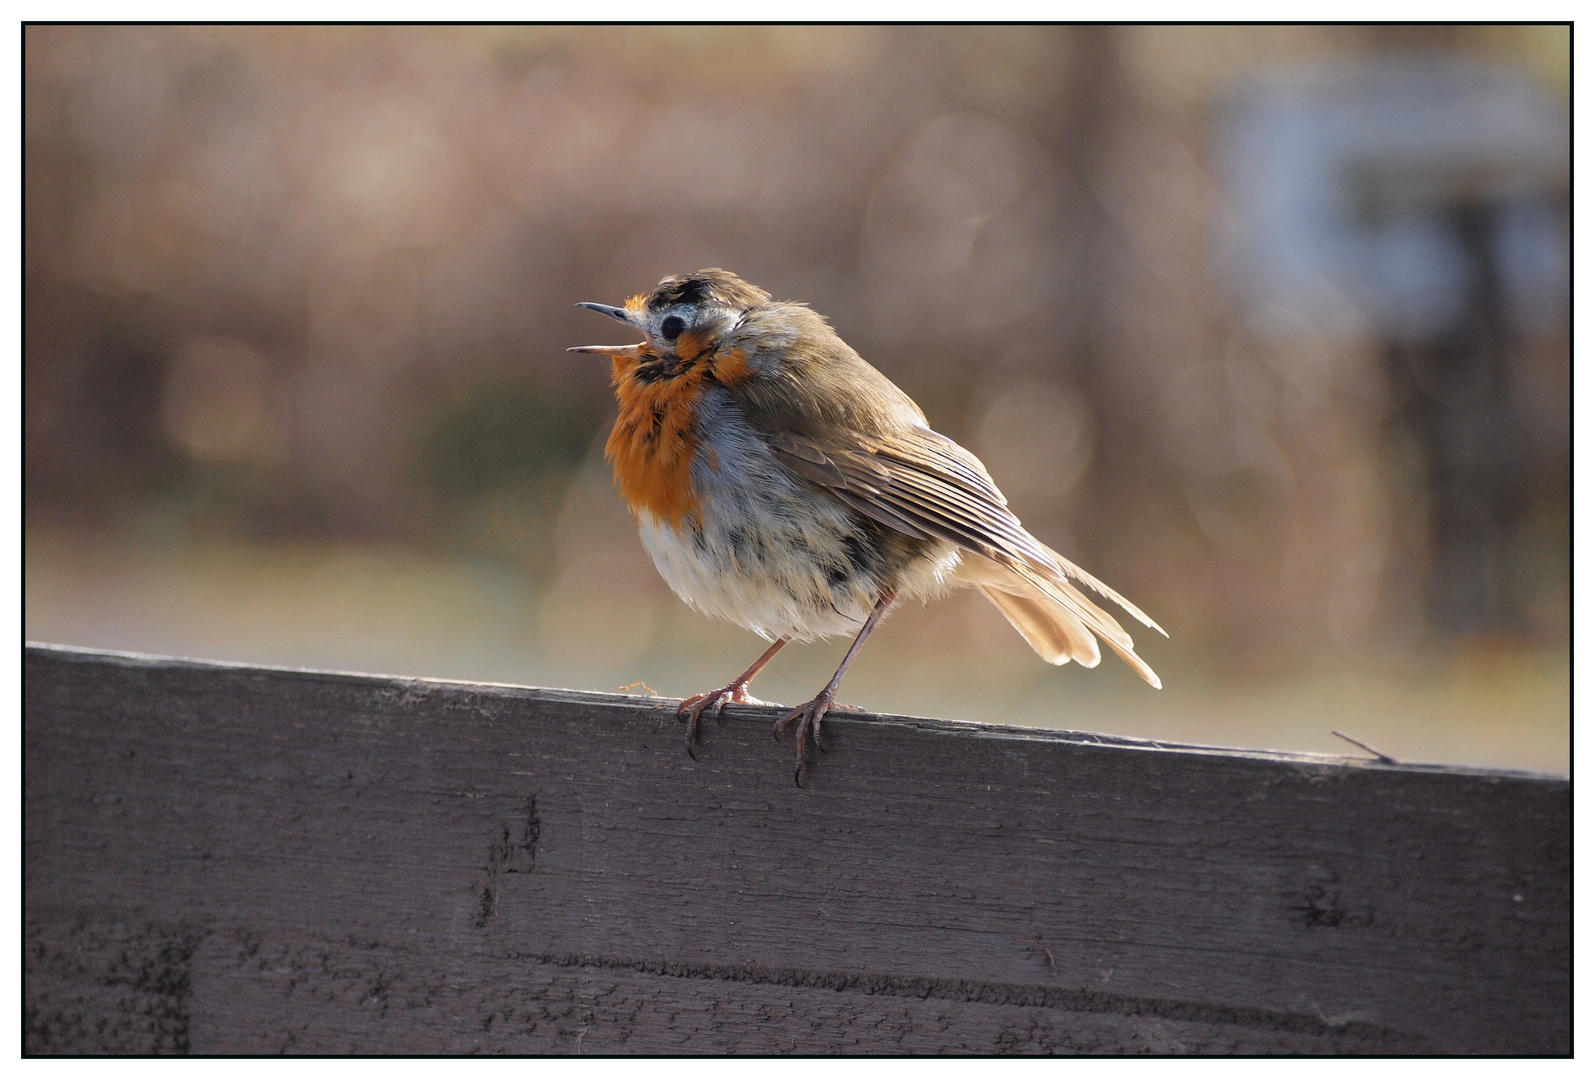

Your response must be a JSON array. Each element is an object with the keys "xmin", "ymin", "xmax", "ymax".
[{"xmin": 568, "ymin": 301, "xmax": 646, "ymax": 357}]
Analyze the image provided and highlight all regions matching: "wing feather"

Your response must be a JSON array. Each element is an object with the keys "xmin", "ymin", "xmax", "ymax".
[{"xmin": 764, "ymin": 425, "xmax": 1164, "ymax": 686}]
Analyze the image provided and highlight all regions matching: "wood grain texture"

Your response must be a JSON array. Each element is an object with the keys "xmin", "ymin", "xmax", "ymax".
[{"xmin": 24, "ymin": 644, "xmax": 1569, "ymax": 1055}]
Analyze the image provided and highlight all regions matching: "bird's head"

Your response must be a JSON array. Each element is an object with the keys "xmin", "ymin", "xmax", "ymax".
[{"xmin": 570, "ymin": 269, "xmax": 772, "ymax": 384}]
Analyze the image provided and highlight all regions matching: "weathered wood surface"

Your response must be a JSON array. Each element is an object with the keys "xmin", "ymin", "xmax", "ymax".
[{"xmin": 24, "ymin": 643, "xmax": 1569, "ymax": 1055}]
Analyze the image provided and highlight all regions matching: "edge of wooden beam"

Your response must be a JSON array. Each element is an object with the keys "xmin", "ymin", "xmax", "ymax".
[{"xmin": 24, "ymin": 640, "xmax": 1567, "ymax": 783}]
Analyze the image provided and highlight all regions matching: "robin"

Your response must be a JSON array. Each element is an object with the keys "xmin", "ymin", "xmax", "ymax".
[{"xmin": 571, "ymin": 269, "xmax": 1164, "ymax": 781}]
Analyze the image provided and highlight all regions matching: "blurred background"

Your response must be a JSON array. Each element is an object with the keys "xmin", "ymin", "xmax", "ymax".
[{"xmin": 24, "ymin": 26, "xmax": 1569, "ymax": 772}]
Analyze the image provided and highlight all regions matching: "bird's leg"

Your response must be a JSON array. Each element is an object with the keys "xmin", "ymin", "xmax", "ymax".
[
  {"xmin": 678, "ymin": 636, "xmax": 790, "ymax": 757},
  {"xmin": 776, "ymin": 591, "xmax": 896, "ymax": 782}
]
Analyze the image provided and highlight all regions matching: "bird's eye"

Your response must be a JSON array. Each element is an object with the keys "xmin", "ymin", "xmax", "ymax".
[{"xmin": 659, "ymin": 315, "xmax": 685, "ymax": 341}]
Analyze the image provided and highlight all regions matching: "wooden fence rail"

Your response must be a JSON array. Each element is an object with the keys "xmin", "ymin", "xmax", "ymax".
[{"xmin": 24, "ymin": 643, "xmax": 1569, "ymax": 1054}]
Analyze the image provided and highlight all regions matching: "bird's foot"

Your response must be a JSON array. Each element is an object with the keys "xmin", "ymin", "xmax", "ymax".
[
  {"xmin": 774, "ymin": 689, "xmax": 840, "ymax": 784},
  {"xmin": 678, "ymin": 683, "xmax": 773, "ymax": 758}
]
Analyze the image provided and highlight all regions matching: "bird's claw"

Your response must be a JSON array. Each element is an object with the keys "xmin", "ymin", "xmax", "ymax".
[
  {"xmin": 774, "ymin": 692, "xmax": 836, "ymax": 776},
  {"xmin": 678, "ymin": 683, "xmax": 772, "ymax": 757}
]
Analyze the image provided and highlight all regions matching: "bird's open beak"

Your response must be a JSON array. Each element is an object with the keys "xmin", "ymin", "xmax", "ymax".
[{"xmin": 569, "ymin": 301, "xmax": 647, "ymax": 357}]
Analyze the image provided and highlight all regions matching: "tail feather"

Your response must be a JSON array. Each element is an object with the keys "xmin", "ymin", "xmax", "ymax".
[
  {"xmin": 1040, "ymin": 542, "xmax": 1168, "ymax": 638},
  {"xmin": 1010, "ymin": 561, "xmax": 1163, "ymax": 689},
  {"xmin": 959, "ymin": 554, "xmax": 1163, "ymax": 689},
  {"xmin": 979, "ymin": 584, "xmax": 1101, "ymax": 668}
]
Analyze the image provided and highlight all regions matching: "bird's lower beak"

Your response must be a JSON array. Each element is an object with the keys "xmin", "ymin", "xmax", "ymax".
[{"xmin": 567, "ymin": 342, "xmax": 645, "ymax": 357}]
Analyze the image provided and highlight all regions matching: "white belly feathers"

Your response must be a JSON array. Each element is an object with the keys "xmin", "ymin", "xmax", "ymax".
[{"xmin": 633, "ymin": 389, "xmax": 960, "ymax": 641}]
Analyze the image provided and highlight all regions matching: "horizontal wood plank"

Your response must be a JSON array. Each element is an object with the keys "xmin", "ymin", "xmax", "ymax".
[{"xmin": 24, "ymin": 644, "xmax": 1569, "ymax": 1054}]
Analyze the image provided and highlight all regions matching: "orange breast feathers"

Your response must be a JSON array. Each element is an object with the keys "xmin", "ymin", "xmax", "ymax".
[{"xmin": 604, "ymin": 345, "xmax": 755, "ymax": 528}]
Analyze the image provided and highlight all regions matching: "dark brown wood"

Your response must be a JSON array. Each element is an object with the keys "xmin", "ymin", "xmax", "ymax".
[{"xmin": 24, "ymin": 643, "xmax": 1569, "ymax": 1055}]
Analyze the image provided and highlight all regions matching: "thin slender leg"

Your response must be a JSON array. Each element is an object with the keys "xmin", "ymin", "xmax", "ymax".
[
  {"xmin": 678, "ymin": 636, "xmax": 790, "ymax": 758},
  {"xmin": 776, "ymin": 591, "xmax": 896, "ymax": 782}
]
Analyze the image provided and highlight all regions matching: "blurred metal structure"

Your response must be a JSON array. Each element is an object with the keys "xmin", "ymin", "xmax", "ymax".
[{"xmin": 1221, "ymin": 60, "xmax": 1569, "ymax": 636}]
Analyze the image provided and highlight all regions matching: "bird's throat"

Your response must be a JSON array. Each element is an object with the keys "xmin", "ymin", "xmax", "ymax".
[{"xmin": 606, "ymin": 356, "xmax": 705, "ymax": 528}]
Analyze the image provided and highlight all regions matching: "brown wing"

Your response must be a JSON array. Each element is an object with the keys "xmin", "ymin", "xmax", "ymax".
[
  {"xmin": 767, "ymin": 427, "xmax": 1040, "ymax": 558},
  {"xmin": 767, "ymin": 426, "xmax": 1166, "ymax": 686}
]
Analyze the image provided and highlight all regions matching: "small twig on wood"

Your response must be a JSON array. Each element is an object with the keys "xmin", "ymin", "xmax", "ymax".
[
  {"xmin": 1332, "ymin": 730, "xmax": 1400, "ymax": 765},
  {"xmin": 618, "ymin": 682, "xmax": 660, "ymax": 697}
]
